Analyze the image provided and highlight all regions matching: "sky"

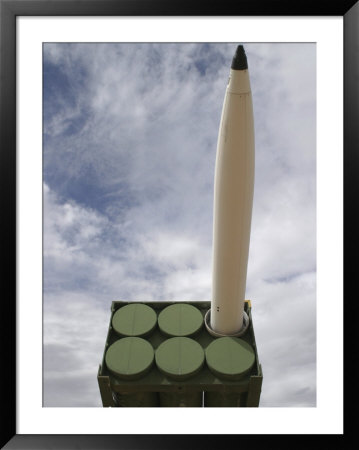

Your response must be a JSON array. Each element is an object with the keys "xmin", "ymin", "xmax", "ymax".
[{"xmin": 43, "ymin": 42, "xmax": 316, "ymax": 407}]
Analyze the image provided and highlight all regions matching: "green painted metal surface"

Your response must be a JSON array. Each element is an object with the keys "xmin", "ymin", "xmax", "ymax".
[
  {"xmin": 105, "ymin": 337, "xmax": 154, "ymax": 380},
  {"xmin": 158, "ymin": 303, "xmax": 203, "ymax": 337},
  {"xmin": 114, "ymin": 391, "xmax": 160, "ymax": 407},
  {"xmin": 155, "ymin": 337, "xmax": 205, "ymax": 380},
  {"xmin": 204, "ymin": 391, "xmax": 247, "ymax": 407},
  {"xmin": 98, "ymin": 300, "xmax": 262, "ymax": 407},
  {"xmin": 205, "ymin": 337, "xmax": 255, "ymax": 381},
  {"xmin": 112, "ymin": 303, "xmax": 157, "ymax": 337},
  {"xmin": 159, "ymin": 391, "xmax": 203, "ymax": 407}
]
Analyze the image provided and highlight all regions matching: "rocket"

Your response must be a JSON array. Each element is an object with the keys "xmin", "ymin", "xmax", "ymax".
[{"xmin": 206, "ymin": 45, "xmax": 255, "ymax": 337}]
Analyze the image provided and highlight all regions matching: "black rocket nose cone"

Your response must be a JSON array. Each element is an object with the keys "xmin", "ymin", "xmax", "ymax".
[{"xmin": 231, "ymin": 45, "xmax": 248, "ymax": 70}]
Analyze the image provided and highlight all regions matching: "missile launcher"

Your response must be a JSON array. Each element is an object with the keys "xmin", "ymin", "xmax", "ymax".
[{"xmin": 98, "ymin": 45, "xmax": 262, "ymax": 407}]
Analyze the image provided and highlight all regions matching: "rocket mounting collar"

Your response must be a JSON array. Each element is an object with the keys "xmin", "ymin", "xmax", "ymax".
[{"xmin": 204, "ymin": 308, "xmax": 250, "ymax": 338}]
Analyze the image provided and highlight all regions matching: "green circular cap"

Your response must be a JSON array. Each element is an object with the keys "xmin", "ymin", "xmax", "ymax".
[
  {"xmin": 105, "ymin": 337, "xmax": 154, "ymax": 380},
  {"xmin": 155, "ymin": 337, "xmax": 205, "ymax": 380},
  {"xmin": 205, "ymin": 337, "xmax": 255, "ymax": 380},
  {"xmin": 158, "ymin": 303, "xmax": 203, "ymax": 337},
  {"xmin": 112, "ymin": 303, "xmax": 157, "ymax": 337}
]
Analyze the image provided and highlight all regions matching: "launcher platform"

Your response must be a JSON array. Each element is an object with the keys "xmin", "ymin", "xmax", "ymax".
[{"xmin": 98, "ymin": 300, "xmax": 262, "ymax": 407}]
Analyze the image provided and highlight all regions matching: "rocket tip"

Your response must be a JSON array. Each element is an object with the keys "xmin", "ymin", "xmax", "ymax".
[{"xmin": 231, "ymin": 45, "xmax": 248, "ymax": 70}]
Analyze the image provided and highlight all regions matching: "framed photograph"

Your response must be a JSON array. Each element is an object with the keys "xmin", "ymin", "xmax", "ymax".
[{"xmin": 2, "ymin": 1, "xmax": 356, "ymax": 448}]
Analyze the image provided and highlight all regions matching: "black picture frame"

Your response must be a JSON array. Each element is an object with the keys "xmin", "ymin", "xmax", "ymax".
[{"xmin": 1, "ymin": 1, "xmax": 356, "ymax": 448}]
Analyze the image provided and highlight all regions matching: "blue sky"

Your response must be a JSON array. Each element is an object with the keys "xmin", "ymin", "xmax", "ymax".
[{"xmin": 43, "ymin": 42, "xmax": 316, "ymax": 407}]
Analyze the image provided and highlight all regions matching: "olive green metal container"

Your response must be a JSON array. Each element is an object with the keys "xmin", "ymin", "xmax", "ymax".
[
  {"xmin": 155, "ymin": 336, "xmax": 204, "ymax": 406},
  {"xmin": 98, "ymin": 300, "xmax": 262, "ymax": 407},
  {"xmin": 159, "ymin": 391, "xmax": 203, "ymax": 407},
  {"xmin": 114, "ymin": 391, "xmax": 160, "ymax": 407}
]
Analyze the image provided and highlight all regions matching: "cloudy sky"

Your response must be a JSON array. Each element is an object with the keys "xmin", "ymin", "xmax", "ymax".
[{"xmin": 43, "ymin": 42, "xmax": 316, "ymax": 407}]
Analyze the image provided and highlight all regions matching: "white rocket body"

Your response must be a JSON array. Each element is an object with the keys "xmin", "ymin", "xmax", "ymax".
[{"xmin": 210, "ymin": 55, "xmax": 255, "ymax": 335}]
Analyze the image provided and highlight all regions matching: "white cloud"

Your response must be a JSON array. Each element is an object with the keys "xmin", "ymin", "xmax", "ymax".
[{"xmin": 43, "ymin": 291, "xmax": 110, "ymax": 406}]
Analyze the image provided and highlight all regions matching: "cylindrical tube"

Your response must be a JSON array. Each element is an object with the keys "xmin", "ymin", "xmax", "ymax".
[
  {"xmin": 203, "ymin": 391, "xmax": 247, "ymax": 407},
  {"xmin": 159, "ymin": 391, "xmax": 203, "ymax": 407},
  {"xmin": 155, "ymin": 337, "xmax": 205, "ymax": 406},
  {"xmin": 115, "ymin": 391, "xmax": 160, "ymax": 407},
  {"xmin": 211, "ymin": 45, "xmax": 255, "ymax": 335}
]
